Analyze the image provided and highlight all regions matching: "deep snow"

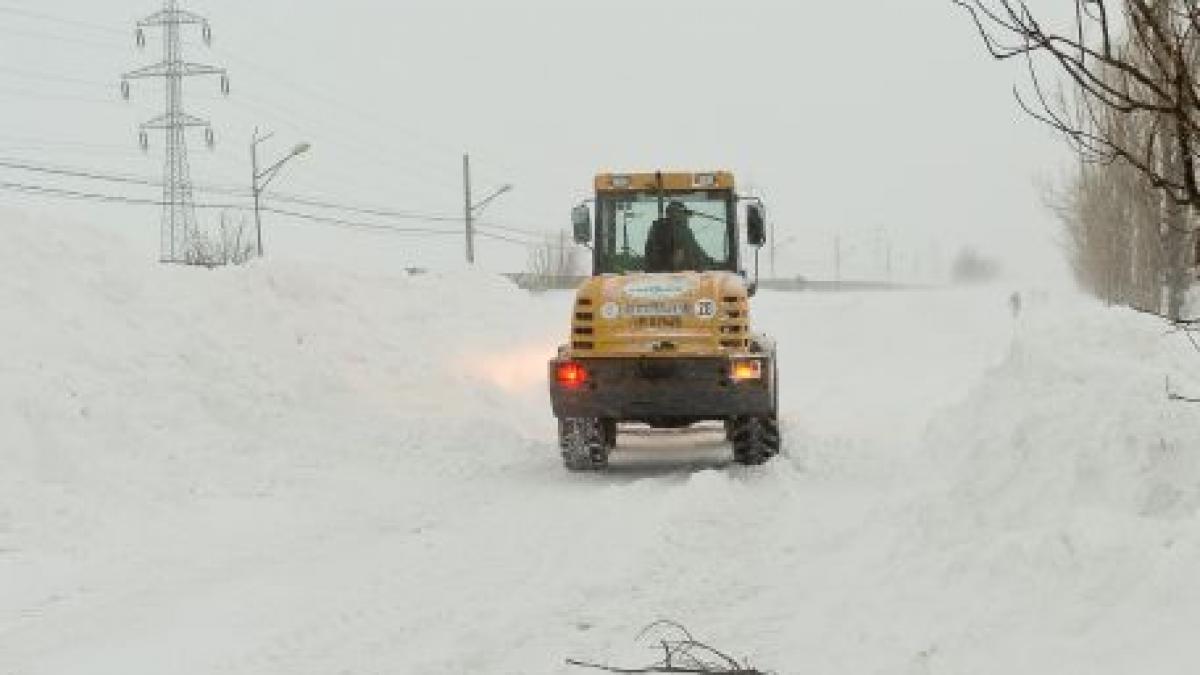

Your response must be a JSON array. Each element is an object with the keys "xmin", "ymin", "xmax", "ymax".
[{"xmin": 2, "ymin": 213, "xmax": 1199, "ymax": 674}]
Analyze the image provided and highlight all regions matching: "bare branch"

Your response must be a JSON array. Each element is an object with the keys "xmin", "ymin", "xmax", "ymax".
[
  {"xmin": 1167, "ymin": 377, "xmax": 1200, "ymax": 402},
  {"xmin": 953, "ymin": 0, "xmax": 1200, "ymax": 214},
  {"xmin": 567, "ymin": 621, "xmax": 768, "ymax": 675}
]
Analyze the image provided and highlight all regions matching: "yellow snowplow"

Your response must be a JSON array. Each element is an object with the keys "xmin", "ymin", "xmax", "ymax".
[{"xmin": 549, "ymin": 170, "xmax": 779, "ymax": 470}]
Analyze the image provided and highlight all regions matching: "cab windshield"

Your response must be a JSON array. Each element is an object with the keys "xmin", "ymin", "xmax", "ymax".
[{"xmin": 594, "ymin": 191, "xmax": 736, "ymax": 274}]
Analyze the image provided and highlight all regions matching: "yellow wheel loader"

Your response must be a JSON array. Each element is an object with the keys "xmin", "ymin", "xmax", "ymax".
[{"xmin": 549, "ymin": 171, "xmax": 779, "ymax": 470}]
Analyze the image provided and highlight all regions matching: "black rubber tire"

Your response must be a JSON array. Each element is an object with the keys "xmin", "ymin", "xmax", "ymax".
[
  {"xmin": 559, "ymin": 418, "xmax": 610, "ymax": 471},
  {"xmin": 730, "ymin": 415, "xmax": 781, "ymax": 466},
  {"xmin": 601, "ymin": 418, "xmax": 618, "ymax": 450}
]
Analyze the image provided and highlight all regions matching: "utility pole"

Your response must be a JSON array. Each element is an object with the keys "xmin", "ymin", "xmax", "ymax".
[
  {"xmin": 252, "ymin": 130, "xmax": 264, "ymax": 257},
  {"xmin": 770, "ymin": 220, "xmax": 776, "ymax": 280},
  {"xmin": 559, "ymin": 229, "xmax": 568, "ymax": 277},
  {"xmin": 122, "ymin": 0, "xmax": 229, "ymax": 264},
  {"xmin": 461, "ymin": 153, "xmax": 513, "ymax": 266},
  {"xmin": 463, "ymin": 153, "xmax": 474, "ymax": 265},
  {"xmin": 834, "ymin": 235, "xmax": 842, "ymax": 284}
]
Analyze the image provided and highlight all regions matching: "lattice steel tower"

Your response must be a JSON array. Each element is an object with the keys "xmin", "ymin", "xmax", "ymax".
[{"xmin": 122, "ymin": 0, "xmax": 229, "ymax": 263}]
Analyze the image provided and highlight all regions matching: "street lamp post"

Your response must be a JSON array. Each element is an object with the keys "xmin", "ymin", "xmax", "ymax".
[
  {"xmin": 252, "ymin": 128, "xmax": 310, "ymax": 257},
  {"xmin": 771, "ymin": 234, "xmax": 799, "ymax": 279},
  {"xmin": 462, "ymin": 153, "xmax": 513, "ymax": 265}
]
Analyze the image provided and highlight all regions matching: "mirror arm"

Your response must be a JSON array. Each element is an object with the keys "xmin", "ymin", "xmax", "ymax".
[{"xmin": 751, "ymin": 244, "xmax": 761, "ymax": 296}]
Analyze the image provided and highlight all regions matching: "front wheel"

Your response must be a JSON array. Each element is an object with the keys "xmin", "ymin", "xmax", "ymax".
[
  {"xmin": 730, "ymin": 415, "xmax": 781, "ymax": 466},
  {"xmin": 559, "ymin": 418, "xmax": 610, "ymax": 471}
]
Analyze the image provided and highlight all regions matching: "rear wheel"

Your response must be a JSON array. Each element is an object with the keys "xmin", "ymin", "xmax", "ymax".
[
  {"xmin": 730, "ymin": 415, "xmax": 781, "ymax": 466},
  {"xmin": 559, "ymin": 418, "xmax": 610, "ymax": 471},
  {"xmin": 601, "ymin": 418, "xmax": 618, "ymax": 450}
]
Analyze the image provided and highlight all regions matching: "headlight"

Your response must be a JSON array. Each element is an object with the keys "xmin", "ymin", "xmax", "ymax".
[{"xmin": 730, "ymin": 359, "xmax": 763, "ymax": 381}]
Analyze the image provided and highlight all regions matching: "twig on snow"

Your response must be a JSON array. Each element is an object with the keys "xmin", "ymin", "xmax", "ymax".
[
  {"xmin": 1166, "ymin": 376, "xmax": 1200, "ymax": 403},
  {"xmin": 566, "ymin": 620, "xmax": 769, "ymax": 675}
]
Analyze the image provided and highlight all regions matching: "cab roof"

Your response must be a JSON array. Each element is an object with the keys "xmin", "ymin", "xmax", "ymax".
[{"xmin": 594, "ymin": 171, "xmax": 735, "ymax": 192}]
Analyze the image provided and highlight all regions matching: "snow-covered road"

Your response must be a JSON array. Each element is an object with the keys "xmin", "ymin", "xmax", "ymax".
[{"xmin": 3, "ymin": 216, "xmax": 1199, "ymax": 674}]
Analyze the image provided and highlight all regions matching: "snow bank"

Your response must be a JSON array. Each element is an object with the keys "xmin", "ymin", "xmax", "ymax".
[
  {"xmin": 925, "ymin": 296, "xmax": 1200, "ymax": 521},
  {"xmin": 887, "ymin": 295, "xmax": 1200, "ymax": 674},
  {"xmin": 0, "ymin": 212, "xmax": 566, "ymax": 669},
  {"xmin": 0, "ymin": 211, "xmax": 554, "ymax": 492}
]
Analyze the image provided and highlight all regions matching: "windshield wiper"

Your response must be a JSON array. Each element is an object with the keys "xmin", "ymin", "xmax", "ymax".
[{"xmin": 682, "ymin": 207, "xmax": 726, "ymax": 225}]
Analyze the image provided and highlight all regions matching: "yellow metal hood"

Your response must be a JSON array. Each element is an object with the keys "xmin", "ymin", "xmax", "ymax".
[{"xmin": 569, "ymin": 272, "xmax": 750, "ymax": 358}]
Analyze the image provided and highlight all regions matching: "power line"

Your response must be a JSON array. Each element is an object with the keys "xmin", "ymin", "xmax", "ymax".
[
  {"xmin": 182, "ymin": 83, "xmax": 472, "ymax": 213},
  {"xmin": 0, "ymin": 154, "xmax": 562, "ymax": 246},
  {"xmin": 475, "ymin": 230, "xmax": 542, "ymax": 247},
  {"xmin": 0, "ymin": 4, "xmax": 561, "ymax": 227},
  {"xmin": 191, "ymin": 15, "xmax": 541, "ymax": 219},
  {"xmin": 0, "ymin": 157, "xmax": 175, "ymax": 190},
  {"xmin": 200, "ymin": 1, "xmax": 530, "ymax": 187},
  {"xmin": 0, "ymin": 7, "xmax": 559, "ymax": 255},
  {"xmin": 0, "ymin": 143, "xmax": 144, "ymax": 155},
  {"xmin": 475, "ymin": 221, "xmax": 551, "ymax": 238},
  {"xmin": 0, "ymin": 155, "xmax": 467, "ymax": 221},
  {"xmin": 0, "ymin": 180, "xmax": 230, "ymax": 208},
  {"xmin": 0, "ymin": 64, "xmax": 117, "ymax": 90},
  {"xmin": 261, "ymin": 192, "xmax": 462, "ymax": 223},
  {"xmin": 1, "ymin": 176, "xmax": 566, "ymax": 253},
  {"xmin": 0, "ymin": 5, "xmax": 126, "ymax": 35},
  {"xmin": 207, "ymin": 80, "xmax": 469, "ymax": 201},
  {"xmin": 0, "ymin": 179, "xmax": 471, "ymax": 237},
  {"xmin": 476, "ymin": 225, "xmax": 543, "ymax": 242},
  {"xmin": 206, "ymin": 44, "xmax": 468, "ymax": 187},
  {"xmin": 0, "ymin": 155, "xmax": 250, "ymax": 199},
  {"xmin": 0, "ymin": 135, "xmax": 138, "ymax": 149},
  {"xmin": 261, "ymin": 206, "xmax": 463, "ymax": 236},
  {"xmin": 0, "ymin": 84, "xmax": 124, "ymax": 105},
  {"xmin": 0, "ymin": 4, "xmax": 463, "ymax": 187},
  {"xmin": 0, "ymin": 25, "xmax": 124, "ymax": 51}
]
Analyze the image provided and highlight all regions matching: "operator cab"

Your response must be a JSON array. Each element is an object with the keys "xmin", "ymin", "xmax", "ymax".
[{"xmin": 571, "ymin": 171, "xmax": 766, "ymax": 281}]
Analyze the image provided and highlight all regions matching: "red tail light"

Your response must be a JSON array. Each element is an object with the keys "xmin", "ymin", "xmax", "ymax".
[{"xmin": 556, "ymin": 361, "xmax": 588, "ymax": 388}]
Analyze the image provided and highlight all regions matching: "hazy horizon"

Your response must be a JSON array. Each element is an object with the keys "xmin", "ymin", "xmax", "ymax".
[{"xmin": 1, "ymin": 0, "xmax": 1073, "ymax": 284}]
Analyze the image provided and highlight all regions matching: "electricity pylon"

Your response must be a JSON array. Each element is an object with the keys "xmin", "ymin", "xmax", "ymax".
[{"xmin": 122, "ymin": 0, "xmax": 229, "ymax": 263}]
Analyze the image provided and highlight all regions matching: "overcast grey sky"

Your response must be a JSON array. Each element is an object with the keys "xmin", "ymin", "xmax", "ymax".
[{"xmin": 0, "ymin": 0, "xmax": 1073, "ymax": 282}]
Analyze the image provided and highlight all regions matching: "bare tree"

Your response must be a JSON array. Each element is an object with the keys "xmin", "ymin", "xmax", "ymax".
[
  {"xmin": 950, "ymin": 246, "xmax": 1004, "ymax": 284},
  {"xmin": 525, "ymin": 230, "xmax": 582, "ymax": 290},
  {"xmin": 955, "ymin": 0, "xmax": 1199, "ymax": 316},
  {"xmin": 182, "ymin": 210, "xmax": 256, "ymax": 268},
  {"xmin": 1046, "ymin": 112, "xmax": 1164, "ymax": 308}
]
